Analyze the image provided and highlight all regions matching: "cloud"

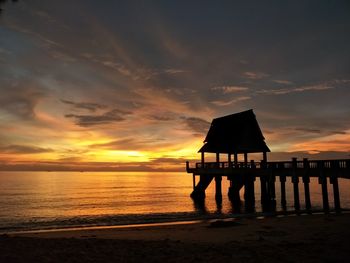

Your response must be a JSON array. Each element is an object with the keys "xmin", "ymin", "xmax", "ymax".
[
  {"xmin": 101, "ymin": 61, "xmax": 133, "ymax": 77},
  {"xmin": 257, "ymin": 84, "xmax": 334, "ymax": 95},
  {"xmin": 243, "ymin": 71, "xmax": 269, "ymax": 79},
  {"xmin": 295, "ymin": 128, "xmax": 322, "ymax": 134},
  {"xmin": 272, "ymin": 79, "xmax": 293, "ymax": 85},
  {"xmin": 211, "ymin": 86, "xmax": 248, "ymax": 94},
  {"xmin": 61, "ymin": 99, "xmax": 107, "ymax": 112},
  {"xmin": 0, "ymin": 144, "xmax": 53, "ymax": 154},
  {"xmin": 136, "ymin": 68, "xmax": 187, "ymax": 80},
  {"xmin": 211, "ymin": 96, "xmax": 251, "ymax": 106},
  {"xmin": 65, "ymin": 108, "xmax": 131, "ymax": 127},
  {"xmin": 295, "ymin": 128, "xmax": 347, "ymax": 135},
  {"xmin": 0, "ymin": 84, "xmax": 46, "ymax": 119},
  {"xmin": 183, "ymin": 117, "xmax": 211, "ymax": 134},
  {"xmin": 148, "ymin": 114, "xmax": 176, "ymax": 121},
  {"xmin": 328, "ymin": 130, "xmax": 347, "ymax": 135},
  {"xmin": 333, "ymin": 79, "xmax": 350, "ymax": 84},
  {"xmin": 99, "ymin": 58, "xmax": 186, "ymax": 80},
  {"xmin": 163, "ymin": 68, "xmax": 187, "ymax": 74}
]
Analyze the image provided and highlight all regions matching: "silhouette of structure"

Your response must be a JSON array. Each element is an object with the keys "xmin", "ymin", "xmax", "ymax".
[
  {"xmin": 194, "ymin": 110, "xmax": 270, "ymax": 207},
  {"xmin": 186, "ymin": 109, "xmax": 350, "ymax": 213}
]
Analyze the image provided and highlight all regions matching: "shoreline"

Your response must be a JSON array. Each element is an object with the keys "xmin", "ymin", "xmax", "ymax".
[
  {"xmin": 1, "ymin": 213, "xmax": 350, "ymax": 262},
  {"xmin": 2, "ymin": 209, "xmax": 349, "ymax": 235},
  {"xmin": 7, "ymin": 211, "xmax": 350, "ymax": 239}
]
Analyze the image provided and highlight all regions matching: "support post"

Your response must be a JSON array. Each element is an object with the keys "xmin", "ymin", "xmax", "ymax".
[
  {"xmin": 216, "ymin": 153, "xmax": 220, "ymax": 168},
  {"xmin": 261, "ymin": 151, "xmax": 269, "ymax": 205},
  {"xmin": 280, "ymin": 177, "xmax": 287, "ymax": 208},
  {"xmin": 268, "ymin": 163, "xmax": 276, "ymax": 201},
  {"xmin": 263, "ymin": 151, "xmax": 267, "ymax": 162},
  {"xmin": 215, "ymin": 175, "xmax": 222, "ymax": 201},
  {"xmin": 303, "ymin": 158, "xmax": 311, "ymax": 211},
  {"xmin": 250, "ymin": 160, "xmax": 255, "ymax": 169},
  {"xmin": 318, "ymin": 161, "xmax": 329, "ymax": 213},
  {"xmin": 201, "ymin": 152, "xmax": 205, "ymax": 168},
  {"xmin": 228, "ymin": 176, "xmax": 242, "ymax": 206},
  {"xmin": 245, "ymin": 160, "xmax": 256, "ymax": 210},
  {"xmin": 244, "ymin": 153, "xmax": 248, "ymax": 167},
  {"xmin": 260, "ymin": 159, "xmax": 268, "ymax": 206},
  {"xmin": 243, "ymin": 153, "xmax": 248, "ymax": 205},
  {"xmin": 330, "ymin": 161, "xmax": 341, "ymax": 213},
  {"xmin": 292, "ymin": 157, "xmax": 300, "ymax": 211},
  {"xmin": 228, "ymin": 153, "xmax": 232, "ymax": 168},
  {"xmin": 234, "ymin": 153, "xmax": 238, "ymax": 168}
]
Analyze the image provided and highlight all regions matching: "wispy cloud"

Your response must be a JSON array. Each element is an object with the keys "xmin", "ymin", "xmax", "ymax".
[
  {"xmin": 101, "ymin": 61, "xmax": 133, "ymax": 77},
  {"xmin": 148, "ymin": 113, "xmax": 177, "ymax": 121},
  {"xmin": 65, "ymin": 108, "xmax": 131, "ymax": 127},
  {"xmin": 295, "ymin": 128, "xmax": 322, "ymax": 134},
  {"xmin": 243, "ymin": 71, "xmax": 269, "ymax": 80},
  {"xmin": 295, "ymin": 128, "xmax": 348, "ymax": 135},
  {"xmin": 0, "ymin": 84, "xmax": 46, "ymax": 119},
  {"xmin": 257, "ymin": 84, "xmax": 334, "ymax": 95},
  {"xmin": 61, "ymin": 99, "xmax": 107, "ymax": 112},
  {"xmin": 272, "ymin": 79, "xmax": 293, "ymax": 85},
  {"xmin": 211, "ymin": 96, "xmax": 251, "ymax": 106},
  {"xmin": 211, "ymin": 86, "xmax": 248, "ymax": 94},
  {"xmin": 97, "ymin": 57, "xmax": 186, "ymax": 81},
  {"xmin": 0, "ymin": 144, "xmax": 53, "ymax": 154},
  {"xmin": 182, "ymin": 117, "xmax": 211, "ymax": 135}
]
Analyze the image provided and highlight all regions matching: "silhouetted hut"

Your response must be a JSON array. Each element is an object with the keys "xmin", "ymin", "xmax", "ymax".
[
  {"xmin": 198, "ymin": 109, "xmax": 270, "ymax": 165},
  {"xmin": 187, "ymin": 109, "xmax": 350, "ymax": 212}
]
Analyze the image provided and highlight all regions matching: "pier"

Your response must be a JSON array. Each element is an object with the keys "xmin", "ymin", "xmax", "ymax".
[
  {"xmin": 185, "ymin": 109, "xmax": 350, "ymax": 212},
  {"xmin": 186, "ymin": 158, "xmax": 350, "ymax": 212}
]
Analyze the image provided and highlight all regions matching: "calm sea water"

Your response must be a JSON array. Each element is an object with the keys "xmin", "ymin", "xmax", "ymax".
[{"xmin": 0, "ymin": 171, "xmax": 350, "ymax": 231}]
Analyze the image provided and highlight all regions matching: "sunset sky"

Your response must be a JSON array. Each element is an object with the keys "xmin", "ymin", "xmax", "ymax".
[{"xmin": 0, "ymin": 1, "xmax": 349, "ymax": 171}]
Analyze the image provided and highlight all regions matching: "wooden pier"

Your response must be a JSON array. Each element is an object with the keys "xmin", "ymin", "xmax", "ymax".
[
  {"xmin": 186, "ymin": 158, "xmax": 350, "ymax": 212},
  {"xmin": 187, "ymin": 109, "xmax": 350, "ymax": 213}
]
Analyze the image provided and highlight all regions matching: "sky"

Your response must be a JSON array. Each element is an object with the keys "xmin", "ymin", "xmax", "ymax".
[{"xmin": 0, "ymin": 0, "xmax": 349, "ymax": 171}]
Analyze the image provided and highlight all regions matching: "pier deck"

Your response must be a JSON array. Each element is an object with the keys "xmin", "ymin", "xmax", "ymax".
[{"xmin": 186, "ymin": 158, "xmax": 350, "ymax": 212}]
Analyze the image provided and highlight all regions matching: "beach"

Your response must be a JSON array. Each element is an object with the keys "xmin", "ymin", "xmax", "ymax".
[{"xmin": 1, "ymin": 213, "xmax": 350, "ymax": 262}]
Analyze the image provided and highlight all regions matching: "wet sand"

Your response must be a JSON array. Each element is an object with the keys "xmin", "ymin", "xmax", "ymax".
[{"xmin": 1, "ymin": 213, "xmax": 350, "ymax": 262}]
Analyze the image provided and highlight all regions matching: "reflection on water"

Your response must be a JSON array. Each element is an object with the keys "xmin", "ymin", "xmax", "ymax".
[{"xmin": 0, "ymin": 171, "xmax": 349, "ymax": 230}]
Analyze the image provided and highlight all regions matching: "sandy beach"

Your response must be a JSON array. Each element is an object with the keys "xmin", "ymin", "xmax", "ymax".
[{"xmin": 0, "ymin": 213, "xmax": 349, "ymax": 262}]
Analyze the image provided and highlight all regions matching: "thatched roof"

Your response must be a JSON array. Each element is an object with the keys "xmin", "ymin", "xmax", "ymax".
[{"xmin": 199, "ymin": 109, "xmax": 270, "ymax": 154}]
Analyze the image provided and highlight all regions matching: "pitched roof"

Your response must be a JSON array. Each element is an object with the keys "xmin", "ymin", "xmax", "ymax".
[{"xmin": 198, "ymin": 109, "xmax": 270, "ymax": 154}]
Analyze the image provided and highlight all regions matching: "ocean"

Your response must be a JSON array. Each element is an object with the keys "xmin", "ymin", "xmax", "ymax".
[{"xmin": 1, "ymin": 171, "xmax": 350, "ymax": 232}]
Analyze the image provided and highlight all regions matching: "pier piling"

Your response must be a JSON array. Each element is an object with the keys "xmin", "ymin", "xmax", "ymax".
[
  {"xmin": 303, "ymin": 158, "xmax": 311, "ymax": 211},
  {"xmin": 215, "ymin": 175, "xmax": 222, "ymax": 201},
  {"xmin": 243, "ymin": 160, "xmax": 256, "ymax": 210},
  {"xmin": 292, "ymin": 158, "xmax": 300, "ymax": 211},
  {"xmin": 268, "ymin": 166, "xmax": 276, "ymax": 201},
  {"xmin": 330, "ymin": 161, "xmax": 341, "ymax": 212},
  {"xmin": 318, "ymin": 161, "xmax": 329, "ymax": 212},
  {"xmin": 280, "ymin": 175, "xmax": 287, "ymax": 209}
]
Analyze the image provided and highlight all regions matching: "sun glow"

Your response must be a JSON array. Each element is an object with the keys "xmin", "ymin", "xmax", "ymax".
[{"xmin": 93, "ymin": 150, "xmax": 149, "ymax": 162}]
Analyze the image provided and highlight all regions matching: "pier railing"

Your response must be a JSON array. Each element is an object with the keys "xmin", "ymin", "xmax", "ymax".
[{"xmin": 187, "ymin": 159, "xmax": 350, "ymax": 179}]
